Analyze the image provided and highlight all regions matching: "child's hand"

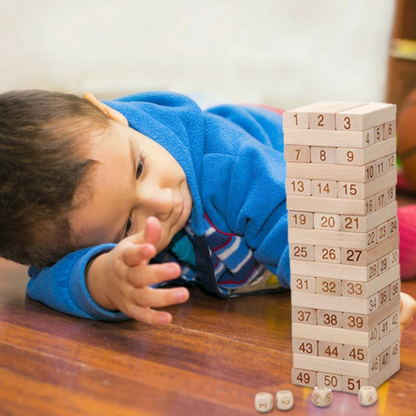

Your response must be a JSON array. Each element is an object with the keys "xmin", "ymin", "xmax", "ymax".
[
  {"xmin": 87, "ymin": 217, "xmax": 189, "ymax": 325},
  {"xmin": 400, "ymin": 292, "xmax": 416, "ymax": 332}
]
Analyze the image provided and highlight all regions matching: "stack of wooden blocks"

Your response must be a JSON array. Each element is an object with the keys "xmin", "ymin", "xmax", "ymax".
[{"xmin": 283, "ymin": 102, "xmax": 401, "ymax": 394}]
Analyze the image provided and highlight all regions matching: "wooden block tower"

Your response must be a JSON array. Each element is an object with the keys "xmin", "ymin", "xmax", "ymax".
[{"xmin": 283, "ymin": 102, "xmax": 400, "ymax": 394}]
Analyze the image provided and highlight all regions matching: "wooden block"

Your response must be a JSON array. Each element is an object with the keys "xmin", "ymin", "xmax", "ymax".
[
  {"xmin": 376, "ymin": 221, "xmax": 389, "ymax": 243},
  {"xmin": 309, "ymin": 103, "xmax": 367, "ymax": 130},
  {"xmin": 375, "ymin": 190, "xmax": 388, "ymax": 210},
  {"xmin": 311, "ymin": 147, "xmax": 337, "ymax": 163},
  {"xmin": 292, "ymin": 306, "xmax": 317, "ymax": 325},
  {"xmin": 290, "ymin": 244, "xmax": 315, "ymax": 261},
  {"xmin": 344, "ymin": 326, "xmax": 400, "ymax": 362},
  {"xmin": 311, "ymin": 180, "xmax": 338, "ymax": 198},
  {"xmin": 288, "ymin": 228, "xmax": 376, "ymax": 249},
  {"xmin": 388, "ymin": 309, "xmax": 400, "ymax": 331},
  {"xmin": 390, "ymin": 341, "xmax": 400, "ymax": 361},
  {"xmin": 387, "ymin": 186, "xmax": 396, "ymax": 203},
  {"xmin": 387, "ymin": 217, "xmax": 398, "ymax": 237},
  {"xmin": 292, "ymin": 292, "xmax": 378, "ymax": 315},
  {"xmin": 286, "ymin": 178, "xmax": 311, "ymax": 196},
  {"xmin": 315, "ymin": 278, "xmax": 342, "ymax": 296},
  {"xmin": 293, "ymin": 338, "xmax": 318, "ymax": 356},
  {"xmin": 336, "ymin": 138, "xmax": 396, "ymax": 166},
  {"xmin": 288, "ymin": 211, "xmax": 314, "ymax": 229},
  {"xmin": 390, "ymin": 279, "xmax": 400, "ymax": 300},
  {"xmin": 317, "ymin": 373, "xmax": 343, "ymax": 391},
  {"xmin": 342, "ymin": 297, "xmax": 400, "ymax": 332},
  {"xmin": 335, "ymin": 103, "xmax": 396, "ymax": 131},
  {"xmin": 388, "ymin": 249, "xmax": 399, "ymax": 269},
  {"xmin": 292, "ymin": 323, "xmax": 381, "ymax": 347},
  {"xmin": 293, "ymin": 353, "xmax": 378, "ymax": 378},
  {"xmin": 386, "ymin": 153, "xmax": 396, "ymax": 171},
  {"xmin": 378, "ymin": 286, "xmax": 390, "ymax": 308},
  {"xmin": 340, "ymin": 233, "xmax": 399, "ymax": 266},
  {"xmin": 318, "ymin": 341, "xmax": 344, "ymax": 359},
  {"xmin": 379, "ymin": 316, "xmax": 390, "ymax": 339},
  {"xmin": 291, "ymin": 275, "xmax": 316, "ymax": 293},
  {"xmin": 378, "ymin": 255, "xmax": 389, "ymax": 275},
  {"xmin": 339, "ymin": 202, "xmax": 397, "ymax": 233},
  {"xmin": 314, "ymin": 246, "xmax": 340, "ymax": 263},
  {"xmin": 286, "ymin": 162, "xmax": 397, "ymax": 185},
  {"xmin": 379, "ymin": 348, "xmax": 391, "ymax": 370},
  {"xmin": 284, "ymin": 145, "xmax": 311, "ymax": 163},
  {"xmin": 384, "ymin": 120, "xmax": 396, "ymax": 140},
  {"xmin": 283, "ymin": 102, "xmax": 332, "ymax": 129},
  {"xmin": 342, "ymin": 265, "xmax": 399, "ymax": 299},
  {"xmin": 374, "ymin": 125, "xmax": 384, "ymax": 142},
  {"xmin": 291, "ymin": 368, "xmax": 317, "ymax": 388},
  {"xmin": 374, "ymin": 156, "xmax": 387, "ymax": 177},
  {"xmin": 313, "ymin": 213, "xmax": 340, "ymax": 231},
  {"xmin": 284, "ymin": 127, "xmax": 375, "ymax": 148},
  {"xmin": 287, "ymin": 195, "xmax": 369, "ymax": 215},
  {"xmin": 291, "ymin": 260, "xmax": 377, "ymax": 282}
]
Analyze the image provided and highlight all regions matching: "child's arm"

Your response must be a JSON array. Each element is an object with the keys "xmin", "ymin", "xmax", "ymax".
[{"xmin": 27, "ymin": 217, "xmax": 189, "ymax": 323}]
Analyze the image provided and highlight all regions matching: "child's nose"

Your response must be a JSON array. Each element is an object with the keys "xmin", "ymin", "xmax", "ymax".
[{"xmin": 141, "ymin": 187, "xmax": 174, "ymax": 221}]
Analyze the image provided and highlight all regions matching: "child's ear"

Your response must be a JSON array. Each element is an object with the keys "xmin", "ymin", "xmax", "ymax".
[{"xmin": 83, "ymin": 92, "xmax": 129, "ymax": 126}]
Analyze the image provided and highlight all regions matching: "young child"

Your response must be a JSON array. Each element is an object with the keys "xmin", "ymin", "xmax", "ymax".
[{"xmin": 0, "ymin": 89, "xmax": 415, "ymax": 329}]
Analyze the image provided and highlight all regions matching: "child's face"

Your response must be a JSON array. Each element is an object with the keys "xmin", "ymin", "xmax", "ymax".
[{"xmin": 69, "ymin": 119, "xmax": 193, "ymax": 253}]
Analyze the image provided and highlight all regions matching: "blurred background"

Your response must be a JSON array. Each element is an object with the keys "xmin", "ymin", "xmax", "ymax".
[{"xmin": 1, "ymin": 0, "xmax": 414, "ymax": 110}]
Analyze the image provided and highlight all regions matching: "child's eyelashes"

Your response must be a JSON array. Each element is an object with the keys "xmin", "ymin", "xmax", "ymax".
[{"xmin": 136, "ymin": 151, "xmax": 146, "ymax": 179}]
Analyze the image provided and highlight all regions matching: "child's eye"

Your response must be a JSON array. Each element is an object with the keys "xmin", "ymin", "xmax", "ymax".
[
  {"xmin": 124, "ymin": 217, "xmax": 134, "ymax": 237},
  {"xmin": 136, "ymin": 153, "xmax": 145, "ymax": 179}
]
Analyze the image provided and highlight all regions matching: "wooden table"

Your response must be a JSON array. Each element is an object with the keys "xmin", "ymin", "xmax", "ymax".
[{"xmin": 1, "ymin": 194, "xmax": 416, "ymax": 415}]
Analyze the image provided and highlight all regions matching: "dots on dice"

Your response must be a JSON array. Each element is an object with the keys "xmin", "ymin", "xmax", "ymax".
[
  {"xmin": 255, "ymin": 392, "xmax": 273, "ymax": 413},
  {"xmin": 311, "ymin": 387, "xmax": 333, "ymax": 408},
  {"xmin": 276, "ymin": 390, "xmax": 294, "ymax": 411},
  {"xmin": 358, "ymin": 386, "xmax": 378, "ymax": 407}
]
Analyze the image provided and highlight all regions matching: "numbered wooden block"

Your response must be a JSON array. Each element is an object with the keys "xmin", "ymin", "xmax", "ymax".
[
  {"xmin": 368, "ymin": 293, "xmax": 379, "ymax": 314},
  {"xmin": 291, "ymin": 275, "xmax": 316, "ymax": 293},
  {"xmin": 390, "ymin": 341, "xmax": 400, "ymax": 361},
  {"xmin": 379, "ymin": 317, "xmax": 390, "ymax": 339},
  {"xmin": 335, "ymin": 103, "xmax": 396, "ymax": 131},
  {"xmin": 315, "ymin": 278, "xmax": 342, "ymax": 296},
  {"xmin": 342, "ymin": 281, "xmax": 366, "ymax": 299},
  {"xmin": 336, "ymin": 138, "xmax": 396, "ymax": 166},
  {"xmin": 379, "ymin": 348, "xmax": 391, "ymax": 370},
  {"xmin": 344, "ymin": 345, "xmax": 368, "ymax": 362},
  {"xmin": 286, "ymin": 178, "xmax": 311, "ymax": 195},
  {"xmin": 389, "ymin": 309, "xmax": 400, "ymax": 330},
  {"xmin": 338, "ymin": 182, "xmax": 365, "ymax": 200},
  {"xmin": 293, "ymin": 338, "xmax": 318, "ymax": 356},
  {"xmin": 284, "ymin": 127, "xmax": 375, "ymax": 148},
  {"xmin": 378, "ymin": 286, "xmax": 390, "ymax": 308},
  {"xmin": 374, "ymin": 156, "xmax": 387, "ymax": 177},
  {"xmin": 290, "ymin": 244, "xmax": 315, "ymax": 261},
  {"xmin": 285, "ymin": 145, "xmax": 311, "ymax": 163},
  {"xmin": 276, "ymin": 390, "xmax": 294, "ymax": 411},
  {"xmin": 365, "ymin": 196, "xmax": 376, "ymax": 215},
  {"xmin": 389, "ymin": 279, "xmax": 400, "ymax": 300},
  {"xmin": 378, "ymin": 255, "xmax": 390, "ymax": 275},
  {"xmin": 317, "ymin": 373, "xmax": 343, "ymax": 391},
  {"xmin": 386, "ymin": 153, "xmax": 396, "ymax": 171},
  {"xmin": 358, "ymin": 386, "xmax": 378, "ymax": 407},
  {"xmin": 317, "ymin": 310, "xmax": 343, "ymax": 328},
  {"xmin": 384, "ymin": 120, "xmax": 396, "ymax": 140},
  {"xmin": 376, "ymin": 222, "xmax": 389, "ymax": 243},
  {"xmin": 342, "ymin": 376, "xmax": 368, "ymax": 394},
  {"xmin": 311, "ymin": 180, "xmax": 338, "ymax": 198},
  {"xmin": 386, "ymin": 186, "xmax": 396, "ymax": 203},
  {"xmin": 311, "ymin": 387, "xmax": 333, "ymax": 408},
  {"xmin": 315, "ymin": 246, "xmax": 340, "ymax": 263},
  {"xmin": 388, "ymin": 249, "xmax": 399, "ymax": 268},
  {"xmin": 314, "ymin": 213, "xmax": 340, "ymax": 231},
  {"xmin": 365, "ymin": 162, "xmax": 377, "ymax": 182},
  {"xmin": 318, "ymin": 341, "xmax": 344, "ymax": 360},
  {"xmin": 311, "ymin": 147, "xmax": 337, "ymax": 163},
  {"xmin": 387, "ymin": 217, "xmax": 398, "ymax": 237},
  {"xmin": 292, "ymin": 368, "xmax": 317, "ymax": 388},
  {"xmin": 255, "ymin": 392, "xmax": 273, "ymax": 413},
  {"xmin": 288, "ymin": 211, "xmax": 314, "ymax": 229},
  {"xmin": 283, "ymin": 102, "xmax": 331, "ymax": 129},
  {"xmin": 374, "ymin": 125, "xmax": 384, "ymax": 143},
  {"xmin": 292, "ymin": 306, "xmax": 317, "ymax": 325}
]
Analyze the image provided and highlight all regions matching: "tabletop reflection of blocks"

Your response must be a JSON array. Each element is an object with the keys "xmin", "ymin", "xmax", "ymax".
[{"xmin": 284, "ymin": 102, "xmax": 400, "ymax": 394}]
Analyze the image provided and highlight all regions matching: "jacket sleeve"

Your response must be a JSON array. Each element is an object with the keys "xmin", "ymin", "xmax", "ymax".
[
  {"xmin": 26, "ymin": 244, "xmax": 130, "ymax": 321},
  {"xmin": 203, "ymin": 105, "xmax": 290, "ymax": 288}
]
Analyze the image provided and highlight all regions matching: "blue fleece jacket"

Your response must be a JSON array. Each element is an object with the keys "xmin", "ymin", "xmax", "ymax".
[{"xmin": 27, "ymin": 92, "xmax": 289, "ymax": 321}]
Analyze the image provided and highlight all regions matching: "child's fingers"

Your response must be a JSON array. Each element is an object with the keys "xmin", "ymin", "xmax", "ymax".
[
  {"xmin": 123, "ymin": 243, "xmax": 156, "ymax": 268},
  {"xmin": 400, "ymin": 292, "xmax": 416, "ymax": 330},
  {"xmin": 126, "ymin": 262, "xmax": 182, "ymax": 288},
  {"xmin": 143, "ymin": 216, "xmax": 162, "ymax": 246},
  {"xmin": 127, "ymin": 305, "xmax": 173, "ymax": 325},
  {"xmin": 131, "ymin": 287, "xmax": 190, "ymax": 309}
]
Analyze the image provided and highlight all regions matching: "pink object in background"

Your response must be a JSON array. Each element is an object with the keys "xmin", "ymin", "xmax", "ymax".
[{"xmin": 398, "ymin": 205, "xmax": 416, "ymax": 280}]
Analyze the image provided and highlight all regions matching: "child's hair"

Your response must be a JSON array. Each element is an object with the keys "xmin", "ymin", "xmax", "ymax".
[{"xmin": 0, "ymin": 90, "xmax": 110, "ymax": 268}]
